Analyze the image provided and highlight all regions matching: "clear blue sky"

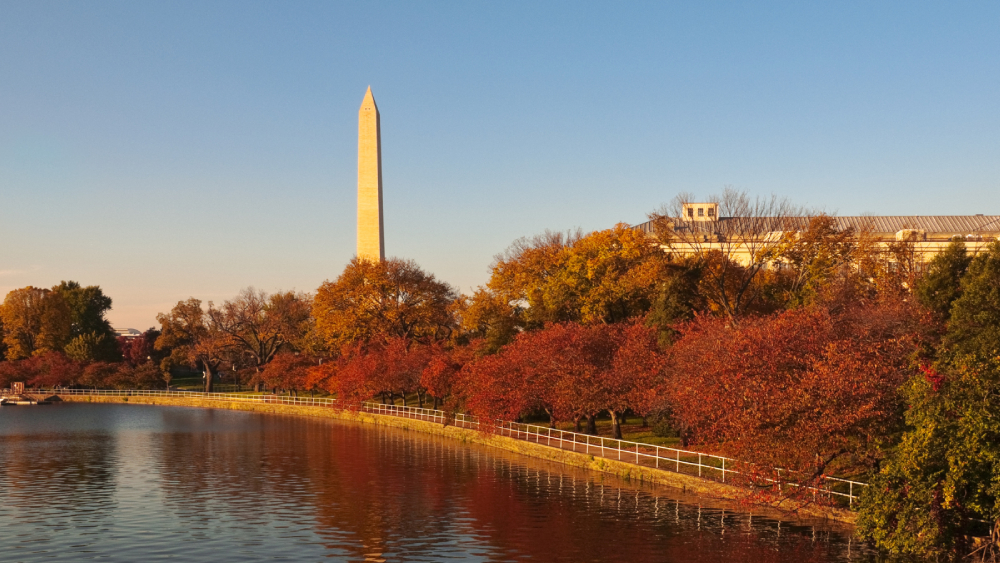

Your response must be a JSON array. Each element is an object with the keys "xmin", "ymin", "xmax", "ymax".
[{"xmin": 2, "ymin": 1, "xmax": 998, "ymax": 329}]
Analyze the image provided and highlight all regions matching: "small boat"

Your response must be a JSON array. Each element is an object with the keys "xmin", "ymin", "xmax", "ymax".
[{"xmin": 0, "ymin": 394, "xmax": 51, "ymax": 406}]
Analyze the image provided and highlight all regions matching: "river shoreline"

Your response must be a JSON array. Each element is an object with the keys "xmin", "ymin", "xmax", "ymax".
[{"xmin": 54, "ymin": 393, "xmax": 857, "ymax": 527}]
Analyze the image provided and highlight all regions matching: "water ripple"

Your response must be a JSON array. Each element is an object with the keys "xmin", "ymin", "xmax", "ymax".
[{"xmin": 1, "ymin": 404, "xmax": 872, "ymax": 562}]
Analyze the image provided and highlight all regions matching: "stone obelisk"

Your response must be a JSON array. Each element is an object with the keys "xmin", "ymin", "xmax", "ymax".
[{"xmin": 357, "ymin": 86, "xmax": 384, "ymax": 262}]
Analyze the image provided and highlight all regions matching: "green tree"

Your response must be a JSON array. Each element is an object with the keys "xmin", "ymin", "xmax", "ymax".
[
  {"xmin": 65, "ymin": 331, "xmax": 115, "ymax": 362},
  {"xmin": 856, "ymin": 359, "xmax": 1000, "ymax": 558},
  {"xmin": 645, "ymin": 258, "xmax": 704, "ymax": 346},
  {"xmin": 53, "ymin": 281, "xmax": 119, "ymax": 361},
  {"xmin": 53, "ymin": 281, "xmax": 114, "ymax": 337},
  {"xmin": 941, "ymin": 241, "xmax": 1000, "ymax": 363},
  {"xmin": 0, "ymin": 316, "xmax": 7, "ymax": 360},
  {"xmin": 857, "ymin": 242, "xmax": 1000, "ymax": 558},
  {"xmin": 915, "ymin": 238, "xmax": 972, "ymax": 321}
]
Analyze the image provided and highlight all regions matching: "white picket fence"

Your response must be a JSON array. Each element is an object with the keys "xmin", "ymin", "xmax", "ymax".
[{"xmin": 12, "ymin": 387, "xmax": 866, "ymax": 505}]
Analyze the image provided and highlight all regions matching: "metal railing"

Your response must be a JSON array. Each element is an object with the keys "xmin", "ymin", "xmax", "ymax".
[{"xmin": 27, "ymin": 387, "xmax": 866, "ymax": 505}]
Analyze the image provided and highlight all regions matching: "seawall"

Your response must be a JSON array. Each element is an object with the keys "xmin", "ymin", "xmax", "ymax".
[{"xmin": 55, "ymin": 393, "xmax": 856, "ymax": 525}]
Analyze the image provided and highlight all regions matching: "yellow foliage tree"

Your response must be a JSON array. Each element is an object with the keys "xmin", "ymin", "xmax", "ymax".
[
  {"xmin": 313, "ymin": 257, "xmax": 457, "ymax": 351},
  {"xmin": 0, "ymin": 286, "xmax": 72, "ymax": 359}
]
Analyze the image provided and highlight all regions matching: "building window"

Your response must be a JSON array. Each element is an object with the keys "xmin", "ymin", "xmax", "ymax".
[
  {"xmin": 687, "ymin": 208, "xmax": 694, "ymax": 218},
  {"xmin": 708, "ymin": 208, "xmax": 715, "ymax": 217},
  {"xmin": 698, "ymin": 208, "xmax": 705, "ymax": 217}
]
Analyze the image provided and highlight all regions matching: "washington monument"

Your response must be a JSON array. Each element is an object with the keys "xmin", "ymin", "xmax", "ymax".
[{"xmin": 357, "ymin": 86, "xmax": 384, "ymax": 262}]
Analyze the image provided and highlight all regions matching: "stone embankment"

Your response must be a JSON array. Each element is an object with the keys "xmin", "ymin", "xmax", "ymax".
[{"xmin": 53, "ymin": 392, "xmax": 857, "ymax": 525}]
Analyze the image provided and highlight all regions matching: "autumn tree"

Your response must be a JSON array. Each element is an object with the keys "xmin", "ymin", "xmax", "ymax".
[
  {"xmin": 460, "ymin": 322, "xmax": 664, "ymax": 438},
  {"xmin": 155, "ymin": 298, "xmax": 226, "ymax": 392},
  {"xmin": 261, "ymin": 352, "xmax": 316, "ymax": 396},
  {"xmin": 334, "ymin": 344, "xmax": 380, "ymax": 407},
  {"xmin": 208, "ymin": 288, "xmax": 312, "ymax": 389},
  {"xmin": 453, "ymin": 289, "xmax": 521, "ymax": 354},
  {"xmin": 607, "ymin": 323, "xmax": 666, "ymax": 433},
  {"xmin": 665, "ymin": 301, "xmax": 921, "ymax": 492},
  {"xmin": 459, "ymin": 346, "xmax": 539, "ymax": 425},
  {"xmin": 476, "ymin": 225, "xmax": 666, "ymax": 329},
  {"xmin": 648, "ymin": 188, "xmax": 805, "ymax": 320},
  {"xmin": 0, "ymin": 351, "xmax": 83, "ymax": 389},
  {"xmin": 486, "ymin": 229, "xmax": 580, "ymax": 328},
  {"xmin": 0, "ymin": 286, "xmax": 72, "ymax": 359},
  {"xmin": 421, "ymin": 342, "xmax": 476, "ymax": 409},
  {"xmin": 119, "ymin": 329, "xmax": 162, "ymax": 366},
  {"xmin": 765, "ymin": 214, "xmax": 856, "ymax": 308},
  {"xmin": 314, "ymin": 258, "xmax": 457, "ymax": 350}
]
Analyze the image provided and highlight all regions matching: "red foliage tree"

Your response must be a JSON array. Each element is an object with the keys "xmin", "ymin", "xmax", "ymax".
[
  {"xmin": 665, "ymin": 301, "xmax": 922, "ymax": 496},
  {"xmin": 0, "ymin": 352, "xmax": 84, "ymax": 389},
  {"xmin": 118, "ymin": 329, "xmax": 160, "ymax": 367},
  {"xmin": 421, "ymin": 342, "xmax": 477, "ymax": 410},
  {"xmin": 335, "ymin": 344, "xmax": 381, "ymax": 408},
  {"xmin": 460, "ymin": 322, "xmax": 665, "ymax": 438},
  {"xmin": 261, "ymin": 352, "xmax": 317, "ymax": 396},
  {"xmin": 305, "ymin": 360, "xmax": 339, "ymax": 396}
]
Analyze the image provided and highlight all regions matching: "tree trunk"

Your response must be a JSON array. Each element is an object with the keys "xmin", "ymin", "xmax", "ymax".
[
  {"xmin": 401, "ymin": 392, "xmax": 407, "ymax": 407},
  {"xmin": 381, "ymin": 392, "xmax": 387, "ymax": 405},
  {"xmin": 204, "ymin": 366, "xmax": 214, "ymax": 393},
  {"xmin": 574, "ymin": 416, "xmax": 582, "ymax": 433},
  {"xmin": 545, "ymin": 408, "xmax": 556, "ymax": 429},
  {"xmin": 610, "ymin": 411, "xmax": 623, "ymax": 440},
  {"xmin": 433, "ymin": 396, "xmax": 440, "ymax": 410},
  {"xmin": 586, "ymin": 414, "xmax": 598, "ymax": 435},
  {"xmin": 417, "ymin": 391, "xmax": 424, "ymax": 408}
]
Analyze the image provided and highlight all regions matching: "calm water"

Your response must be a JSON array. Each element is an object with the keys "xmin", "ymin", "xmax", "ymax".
[{"xmin": 0, "ymin": 403, "xmax": 872, "ymax": 562}]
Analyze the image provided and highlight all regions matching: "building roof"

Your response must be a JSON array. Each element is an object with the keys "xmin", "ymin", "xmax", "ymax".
[{"xmin": 633, "ymin": 215, "xmax": 1000, "ymax": 238}]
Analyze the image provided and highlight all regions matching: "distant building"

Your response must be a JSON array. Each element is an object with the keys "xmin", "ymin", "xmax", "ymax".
[
  {"xmin": 633, "ymin": 210, "xmax": 1000, "ymax": 265},
  {"xmin": 114, "ymin": 328, "xmax": 143, "ymax": 339}
]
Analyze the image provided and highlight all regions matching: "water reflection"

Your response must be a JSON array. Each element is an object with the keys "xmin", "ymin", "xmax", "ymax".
[{"xmin": 0, "ymin": 404, "xmax": 871, "ymax": 562}]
